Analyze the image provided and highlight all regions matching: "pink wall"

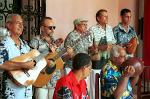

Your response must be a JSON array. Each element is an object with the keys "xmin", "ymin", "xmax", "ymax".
[
  {"xmin": 46, "ymin": 0, "xmax": 138, "ymax": 38},
  {"xmin": 119, "ymin": 0, "xmax": 139, "ymax": 32}
]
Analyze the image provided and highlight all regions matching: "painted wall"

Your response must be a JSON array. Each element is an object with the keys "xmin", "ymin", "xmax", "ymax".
[
  {"xmin": 46, "ymin": 0, "xmax": 118, "ymax": 38},
  {"xmin": 46, "ymin": 0, "xmax": 138, "ymax": 38},
  {"xmin": 119, "ymin": 0, "xmax": 139, "ymax": 32}
]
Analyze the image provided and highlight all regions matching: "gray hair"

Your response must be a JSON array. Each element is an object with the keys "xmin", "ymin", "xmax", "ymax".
[
  {"xmin": 110, "ymin": 45, "xmax": 126, "ymax": 58},
  {"xmin": 6, "ymin": 14, "xmax": 22, "ymax": 23}
]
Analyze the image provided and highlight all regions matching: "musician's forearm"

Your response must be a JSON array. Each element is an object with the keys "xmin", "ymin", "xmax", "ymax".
[
  {"xmin": 0, "ymin": 61, "xmax": 34, "ymax": 71},
  {"xmin": 130, "ymin": 76, "xmax": 139, "ymax": 87},
  {"xmin": 0, "ymin": 61, "xmax": 22, "ymax": 70}
]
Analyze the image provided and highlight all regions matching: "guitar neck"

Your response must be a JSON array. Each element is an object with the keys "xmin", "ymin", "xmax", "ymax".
[
  {"xmin": 52, "ymin": 48, "xmax": 67, "ymax": 61},
  {"xmin": 52, "ymin": 32, "xmax": 91, "ymax": 61}
]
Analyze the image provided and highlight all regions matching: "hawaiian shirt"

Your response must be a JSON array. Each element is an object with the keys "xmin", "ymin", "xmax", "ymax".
[
  {"xmin": 29, "ymin": 35, "xmax": 62, "ymax": 89},
  {"xmin": 0, "ymin": 43, "xmax": 6, "ymax": 99},
  {"xmin": 64, "ymin": 30, "xmax": 93, "ymax": 55},
  {"xmin": 113, "ymin": 23, "xmax": 138, "ymax": 45},
  {"xmin": 64, "ymin": 30, "xmax": 92, "ymax": 70},
  {"xmin": 101, "ymin": 60, "xmax": 133, "ymax": 99},
  {"xmin": 0, "ymin": 36, "xmax": 32, "ymax": 99},
  {"xmin": 89, "ymin": 24, "xmax": 116, "ymax": 59},
  {"xmin": 113, "ymin": 23, "xmax": 139, "ymax": 58},
  {"xmin": 53, "ymin": 71, "xmax": 89, "ymax": 99}
]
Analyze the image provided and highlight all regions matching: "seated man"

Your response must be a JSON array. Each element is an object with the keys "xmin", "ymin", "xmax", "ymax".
[
  {"xmin": 101, "ymin": 45, "xmax": 139, "ymax": 99},
  {"xmin": 53, "ymin": 53, "xmax": 92, "ymax": 99}
]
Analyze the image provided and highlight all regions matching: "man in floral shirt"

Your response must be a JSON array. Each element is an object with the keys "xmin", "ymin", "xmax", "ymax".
[
  {"xmin": 101, "ymin": 45, "xmax": 139, "ymax": 99},
  {"xmin": 64, "ymin": 18, "xmax": 93, "ymax": 73},
  {"xmin": 113, "ymin": 8, "xmax": 139, "ymax": 58},
  {"xmin": 88, "ymin": 9, "xmax": 116, "ymax": 99},
  {"xmin": 30, "ymin": 17, "xmax": 66, "ymax": 99},
  {"xmin": 0, "ymin": 14, "xmax": 35, "ymax": 99}
]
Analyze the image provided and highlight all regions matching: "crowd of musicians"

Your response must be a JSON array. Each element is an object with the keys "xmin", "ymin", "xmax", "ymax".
[{"xmin": 0, "ymin": 8, "xmax": 142, "ymax": 99}]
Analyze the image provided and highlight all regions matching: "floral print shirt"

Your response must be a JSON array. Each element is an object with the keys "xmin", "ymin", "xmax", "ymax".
[
  {"xmin": 29, "ymin": 35, "xmax": 62, "ymax": 88},
  {"xmin": 64, "ymin": 30, "xmax": 93, "ymax": 55},
  {"xmin": 113, "ymin": 23, "xmax": 138, "ymax": 45},
  {"xmin": 101, "ymin": 60, "xmax": 133, "ymax": 99},
  {"xmin": 0, "ymin": 36, "xmax": 32, "ymax": 99},
  {"xmin": 64, "ymin": 30, "xmax": 92, "ymax": 69},
  {"xmin": 89, "ymin": 24, "xmax": 116, "ymax": 59}
]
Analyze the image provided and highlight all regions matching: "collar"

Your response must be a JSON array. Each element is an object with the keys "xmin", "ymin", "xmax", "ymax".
[
  {"xmin": 108, "ymin": 60, "xmax": 119, "ymax": 71},
  {"xmin": 40, "ymin": 34, "xmax": 54, "ymax": 42},
  {"xmin": 118, "ymin": 23, "xmax": 132, "ymax": 33},
  {"xmin": 9, "ymin": 36, "xmax": 23, "ymax": 46},
  {"xmin": 68, "ymin": 71, "xmax": 83, "ymax": 86},
  {"xmin": 96, "ymin": 23, "xmax": 108, "ymax": 30},
  {"xmin": 73, "ymin": 30, "xmax": 83, "ymax": 36}
]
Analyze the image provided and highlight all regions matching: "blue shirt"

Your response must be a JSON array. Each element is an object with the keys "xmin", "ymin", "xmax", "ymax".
[
  {"xmin": 0, "ymin": 36, "xmax": 32, "ymax": 99},
  {"xmin": 113, "ymin": 23, "xmax": 138, "ymax": 45},
  {"xmin": 101, "ymin": 60, "xmax": 133, "ymax": 99}
]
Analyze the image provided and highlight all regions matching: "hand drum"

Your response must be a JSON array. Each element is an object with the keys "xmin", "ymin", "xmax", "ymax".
[{"xmin": 121, "ymin": 57, "xmax": 144, "ymax": 77}]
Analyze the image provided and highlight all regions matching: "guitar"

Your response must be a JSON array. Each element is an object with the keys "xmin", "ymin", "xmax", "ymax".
[
  {"xmin": 33, "ymin": 50, "xmax": 65, "ymax": 87},
  {"xmin": 9, "ymin": 49, "xmax": 48, "ymax": 86},
  {"xmin": 33, "ymin": 32, "xmax": 92, "ymax": 87},
  {"xmin": 126, "ymin": 37, "xmax": 137, "ymax": 54}
]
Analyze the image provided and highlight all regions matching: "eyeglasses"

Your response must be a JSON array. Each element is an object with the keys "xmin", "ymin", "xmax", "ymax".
[
  {"xmin": 78, "ymin": 23, "xmax": 87, "ymax": 26},
  {"xmin": 43, "ymin": 26, "xmax": 56, "ymax": 30}
]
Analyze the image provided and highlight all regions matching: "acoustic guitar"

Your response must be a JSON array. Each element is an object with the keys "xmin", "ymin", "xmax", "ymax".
[
  {"xmin": 33, "ymin": 32, "xmax": 92, "ymax": 87},
  {"xmin": 33, "ymin": 49, "xmax": 65, "ymax": 87},
  {"xmin": 9, "ymin": 49, "xmax": 47, "ymax": 86}
]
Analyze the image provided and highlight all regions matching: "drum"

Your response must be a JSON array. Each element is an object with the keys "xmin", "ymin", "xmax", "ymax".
[{"xmin": 121, "ymin": 57, "xmax": 144, "ymax": 77}]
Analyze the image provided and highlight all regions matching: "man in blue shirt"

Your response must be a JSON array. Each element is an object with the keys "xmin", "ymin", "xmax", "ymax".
[
  {"xmin": 113, "ymin": 8, "xmax": 138, "ymax": 58},
  {"xmin": 0, "ymin": 14, "xmax": 36, "ymax": 99}
]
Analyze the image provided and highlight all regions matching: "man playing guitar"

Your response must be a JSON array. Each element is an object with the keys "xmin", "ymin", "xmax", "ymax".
[
  {"xmin": 29, "ymin": 17, "xmax": 72, "ymax": 99},
  {"xmin": 0, "ymin": 14, "xmax": 36, "ymax": 99}
]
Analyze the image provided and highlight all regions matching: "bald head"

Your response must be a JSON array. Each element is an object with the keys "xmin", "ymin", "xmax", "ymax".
[{"xmin": 121, "ymin": 57, "xmax": 144, "ymax": 76}]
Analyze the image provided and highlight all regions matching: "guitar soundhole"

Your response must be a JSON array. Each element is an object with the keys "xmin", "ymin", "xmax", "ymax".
[{"xmin": 45, "ymin": 65, "xmax": 56, "ymax": 74}]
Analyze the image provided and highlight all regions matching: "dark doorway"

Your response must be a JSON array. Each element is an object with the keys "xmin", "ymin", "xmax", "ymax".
[{"xmin": 0, "ymin": 0, "xmax": 46, "ymax": 41}]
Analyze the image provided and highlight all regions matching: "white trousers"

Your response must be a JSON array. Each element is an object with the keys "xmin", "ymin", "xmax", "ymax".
[
  {"xmin": 35, "ymin": 88, "xmax": 54, "ymax": 99},
  {"xmin": 88, "ymin": 69, "xmax": 101, "ymax": 99}
]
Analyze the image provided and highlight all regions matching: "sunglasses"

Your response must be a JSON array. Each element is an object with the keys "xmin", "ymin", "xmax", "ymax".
[{"xmin": 43, "ymin": 26, "xmax": 56, "ymax": 30}]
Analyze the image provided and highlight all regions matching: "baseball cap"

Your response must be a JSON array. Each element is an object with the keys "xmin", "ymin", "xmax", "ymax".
[{"xmin": 73, "ymin": 18, "xmax": 88, "ymax": 25}]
